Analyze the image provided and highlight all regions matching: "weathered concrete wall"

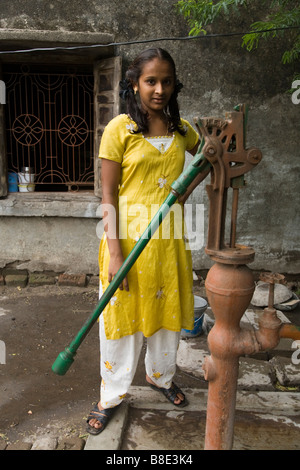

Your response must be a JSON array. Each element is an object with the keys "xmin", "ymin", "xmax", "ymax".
[
  {"xmin": 0, "ymin": 216, "xmax": 100, "ymax": 274},
  {"xmin": 0, "ymin": 0, "xmax": 299, "ymax": 275}
]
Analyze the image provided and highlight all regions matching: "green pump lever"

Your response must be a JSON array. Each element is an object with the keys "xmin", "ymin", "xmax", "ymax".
[{"xmin": 52, "ymin": 139, "xmax": 210, "ymax": 375}]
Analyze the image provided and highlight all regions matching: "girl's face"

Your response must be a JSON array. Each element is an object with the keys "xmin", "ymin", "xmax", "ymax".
[{"xmin": 136, "ymin": 58, "xmax": 175, "ymax": 116}]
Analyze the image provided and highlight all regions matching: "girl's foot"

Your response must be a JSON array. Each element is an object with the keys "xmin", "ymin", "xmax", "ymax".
[
  {"xmin": 87, "ymin": 402, "xmax": 105, "ymax": 433},
  {"xmin": 86, "ymin": 402, "xmax": 120, "ymax": 435},
  {"xmin": 145, "ymin": 374, "xmax": 185, "ymax": 406}
]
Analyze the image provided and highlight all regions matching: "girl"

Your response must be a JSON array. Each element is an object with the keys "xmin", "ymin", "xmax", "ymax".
[{"xmin": 86, "ymin": 48, "xmax": 209, "ymax": 435}]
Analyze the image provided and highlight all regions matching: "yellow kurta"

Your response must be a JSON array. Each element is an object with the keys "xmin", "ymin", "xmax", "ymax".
[{"xmin": 99, "ymin": 114, "xmax": 199, "ymax": 340}]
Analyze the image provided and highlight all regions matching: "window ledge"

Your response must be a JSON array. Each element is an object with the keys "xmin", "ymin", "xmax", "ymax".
[{"xmin": 0, "ymin": 192, "xmax": 101, "ymax": 218}]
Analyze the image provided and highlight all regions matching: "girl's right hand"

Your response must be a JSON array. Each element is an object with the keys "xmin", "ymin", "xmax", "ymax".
[{"xmin": 108, "ymin": 253, "xmax": 129, "ymax": 291}]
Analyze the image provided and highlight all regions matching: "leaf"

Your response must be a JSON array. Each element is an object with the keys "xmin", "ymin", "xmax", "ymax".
[
  {"xmin": 176, "ymin": 0, "xmax": 300, "ymax": 73},
  {"xmin": 275, "ymin": 381, "xmax": 299, "ymax": 392}
]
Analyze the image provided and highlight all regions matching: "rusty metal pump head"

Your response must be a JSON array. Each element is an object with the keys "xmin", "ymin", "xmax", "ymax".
[{"xmin": 194, "ymin": 104, "xmax": 262, "ymax": 265}]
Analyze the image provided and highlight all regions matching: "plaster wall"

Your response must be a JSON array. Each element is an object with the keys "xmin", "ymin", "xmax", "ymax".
[
  {"xmin": 0, "ymin": 0, "xmax": 299, "ymax": 275},
  {"xmin": 0, "ymin": 216, "xmax": 101, "ymax": 275}
]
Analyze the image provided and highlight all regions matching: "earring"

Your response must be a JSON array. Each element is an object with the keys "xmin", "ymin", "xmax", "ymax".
[{"xmin": 134, "ymin": 87, "xmax": 138, "ymax": 95}]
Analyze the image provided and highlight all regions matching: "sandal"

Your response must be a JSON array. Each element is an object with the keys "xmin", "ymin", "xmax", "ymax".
[
  {"xmin": 86, "ymin": 403, "xmax": 120, "ymax": 435},
  {"xmin": 148, "ymin": 381, "xmax": 188, "ymax": 407}
]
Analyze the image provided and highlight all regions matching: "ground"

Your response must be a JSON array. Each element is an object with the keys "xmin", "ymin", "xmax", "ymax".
[
  {"xmin": 0, "ymin": 281, "xmax": 299, "ymax": 449},
  {"xmin": 0, "ymin": 284, "xmax": 102, "ymax": 446},
  {"xmin": 0, "ymin": 283, "xmax": 204, "ymax": 448}
]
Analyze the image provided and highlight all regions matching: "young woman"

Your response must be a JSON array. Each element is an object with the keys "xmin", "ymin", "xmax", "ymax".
[{"xmin": 86, "ymin": 48, "xmax": 209, "ymax": 435}]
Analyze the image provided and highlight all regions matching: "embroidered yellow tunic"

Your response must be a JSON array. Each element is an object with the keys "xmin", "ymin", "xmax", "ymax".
[{"xmin": 99, "ymin": 114, "xmax": 199, "ymax": 340}]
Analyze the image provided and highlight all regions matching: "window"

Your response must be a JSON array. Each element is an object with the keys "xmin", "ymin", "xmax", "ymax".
[
  {"xmin": 4, "ymin": 64, "xmax": 94, "ymax": 192},
  {"xmin": 0, "ymin": 55, "xmax": 122, "ymax": 200}
]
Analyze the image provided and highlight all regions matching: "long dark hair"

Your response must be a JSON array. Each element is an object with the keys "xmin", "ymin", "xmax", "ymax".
[{"xmin": 119, "ymin": 48, "xmax": 186, "ymax": 136}]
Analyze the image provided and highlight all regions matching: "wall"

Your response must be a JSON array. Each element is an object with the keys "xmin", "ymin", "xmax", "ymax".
[
  {"xmin": 0, "ymin": 216, "xmax": 100, "ymax": 273},
  {"xmin": 0, "ymin": 0, "xmax": 299, "ymax": 276}
]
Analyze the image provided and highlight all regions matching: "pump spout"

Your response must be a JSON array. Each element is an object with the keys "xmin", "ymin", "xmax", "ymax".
[
  {"xmin": 203, "ymin": 269, "xmax": 300, "ymax": 450},
  {"xmin": 280, "ymin": 323, "xmax": 300, "ymax": 341}
]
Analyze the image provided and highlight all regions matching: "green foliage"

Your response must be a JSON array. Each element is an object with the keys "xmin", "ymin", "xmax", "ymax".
[
  {"xmin": 176, "ymin": 0, "xmax": 249, "ymax": 36},
  {"xmin": 241, "ymin": 4, "xmax": 300, "ymax": 59},
  {"xmin": 176, "ymin": 0, "xmax": 300, "ymax": 71}
]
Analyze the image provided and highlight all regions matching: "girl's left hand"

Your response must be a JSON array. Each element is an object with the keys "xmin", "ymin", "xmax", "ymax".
[{"xmin": 108, "ymin": 253, "xmax": 129, "ymax": 291}]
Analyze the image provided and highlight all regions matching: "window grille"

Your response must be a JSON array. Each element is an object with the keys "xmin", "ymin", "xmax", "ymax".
[{"xmin": 4, "ymin": 65, "xmax": 94, "ymax": 191}]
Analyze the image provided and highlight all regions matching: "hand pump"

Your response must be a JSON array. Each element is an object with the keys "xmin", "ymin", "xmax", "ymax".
[
  {"xmin": 195, "ymin": 104, "xmax": 300, "ymax": 450},
  {"xmin": 52, "ymin": 105, "xmax": 300, "ymax": 449}
]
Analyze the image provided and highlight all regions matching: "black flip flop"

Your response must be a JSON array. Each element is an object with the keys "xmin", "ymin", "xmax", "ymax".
[
  {"xmin": 148, "ymin": 381, "xmax": 188, "ymax": 407},
  {"xmin": 86, "ymin": 403, "xmax": 120, "ymax": 435}
]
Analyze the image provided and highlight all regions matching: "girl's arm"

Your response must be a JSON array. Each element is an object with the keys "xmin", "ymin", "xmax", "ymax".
[
  {"xmin": 101, "ymin": 158, "xmax": 129, "ymax": 291},
  {"xmin": 178, "ymin": 139, "xmax": 210, "ymax": 203}
]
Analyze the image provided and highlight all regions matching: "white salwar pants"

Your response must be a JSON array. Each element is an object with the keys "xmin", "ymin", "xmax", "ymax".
[{"xmin": 99, "ymin": 315, "xmax": 181, "ymax": 409}]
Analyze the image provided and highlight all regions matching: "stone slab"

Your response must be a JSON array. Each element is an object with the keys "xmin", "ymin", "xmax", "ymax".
[
  {"xmin": 84, "ymin": 402, "xmax": 129, "ymax": 451},
  {"xmin": 270, "ymin": 356, "xmax": 300, "ymax": 388},
  {"xmin": 238, "ymin": 357, "xmax": 275, "ymax": 391}
]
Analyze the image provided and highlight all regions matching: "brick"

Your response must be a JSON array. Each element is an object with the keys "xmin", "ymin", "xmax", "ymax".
[
  {"xmin": 6, "ymin": 441, "xmax": 32, "ymax": 450},
  {"xmin": 56, "ymin": 437, "xmax": 86, "ymax": 450},
  {"xmin": 28, "ymin": 273, "xmax": 56, "ymax": 286},
  {"xmin": 5, "ymin": 273, "xmax": 28, "ymax": 288},
  {"xmin": 3, "ymin": 268, "xmax": 27, "ymax": 276},
  {"xmin": 0, "ymin": 437, "xmax": 7, "ymax": 450},
  {"xmin": 58, "ymin": 273, "xmax": 87, "ymax": 287},
  {"xmin": 31, "ymin": 437, "xmax": 57, "ymax": 450},
  {"xmin": 88, "ymin": 275, "xmax": 100, "ymax": 286}
]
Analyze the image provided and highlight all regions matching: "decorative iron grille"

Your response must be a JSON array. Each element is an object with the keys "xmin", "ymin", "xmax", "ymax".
[{"xmin": 4, "ymin": 65, "xmax": 94, "ymax": 191}]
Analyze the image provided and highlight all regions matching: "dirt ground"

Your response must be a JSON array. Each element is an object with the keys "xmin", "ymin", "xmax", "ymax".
[
  {"xmin": 1, "ymin": 281, "xmax": 300, "ymax": 448},
  {"xmin": 0, "ymin": 285, "xmax": 102, "ymax": 445},
  {"xmin": 0, "ymin": 283, "xmax": 204, "ymax": 446}
]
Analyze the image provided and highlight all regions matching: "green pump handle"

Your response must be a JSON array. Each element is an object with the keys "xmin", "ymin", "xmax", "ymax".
[{"xmin": 52, "ymin": 139, "xmax": 210, "ymax": 375}]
